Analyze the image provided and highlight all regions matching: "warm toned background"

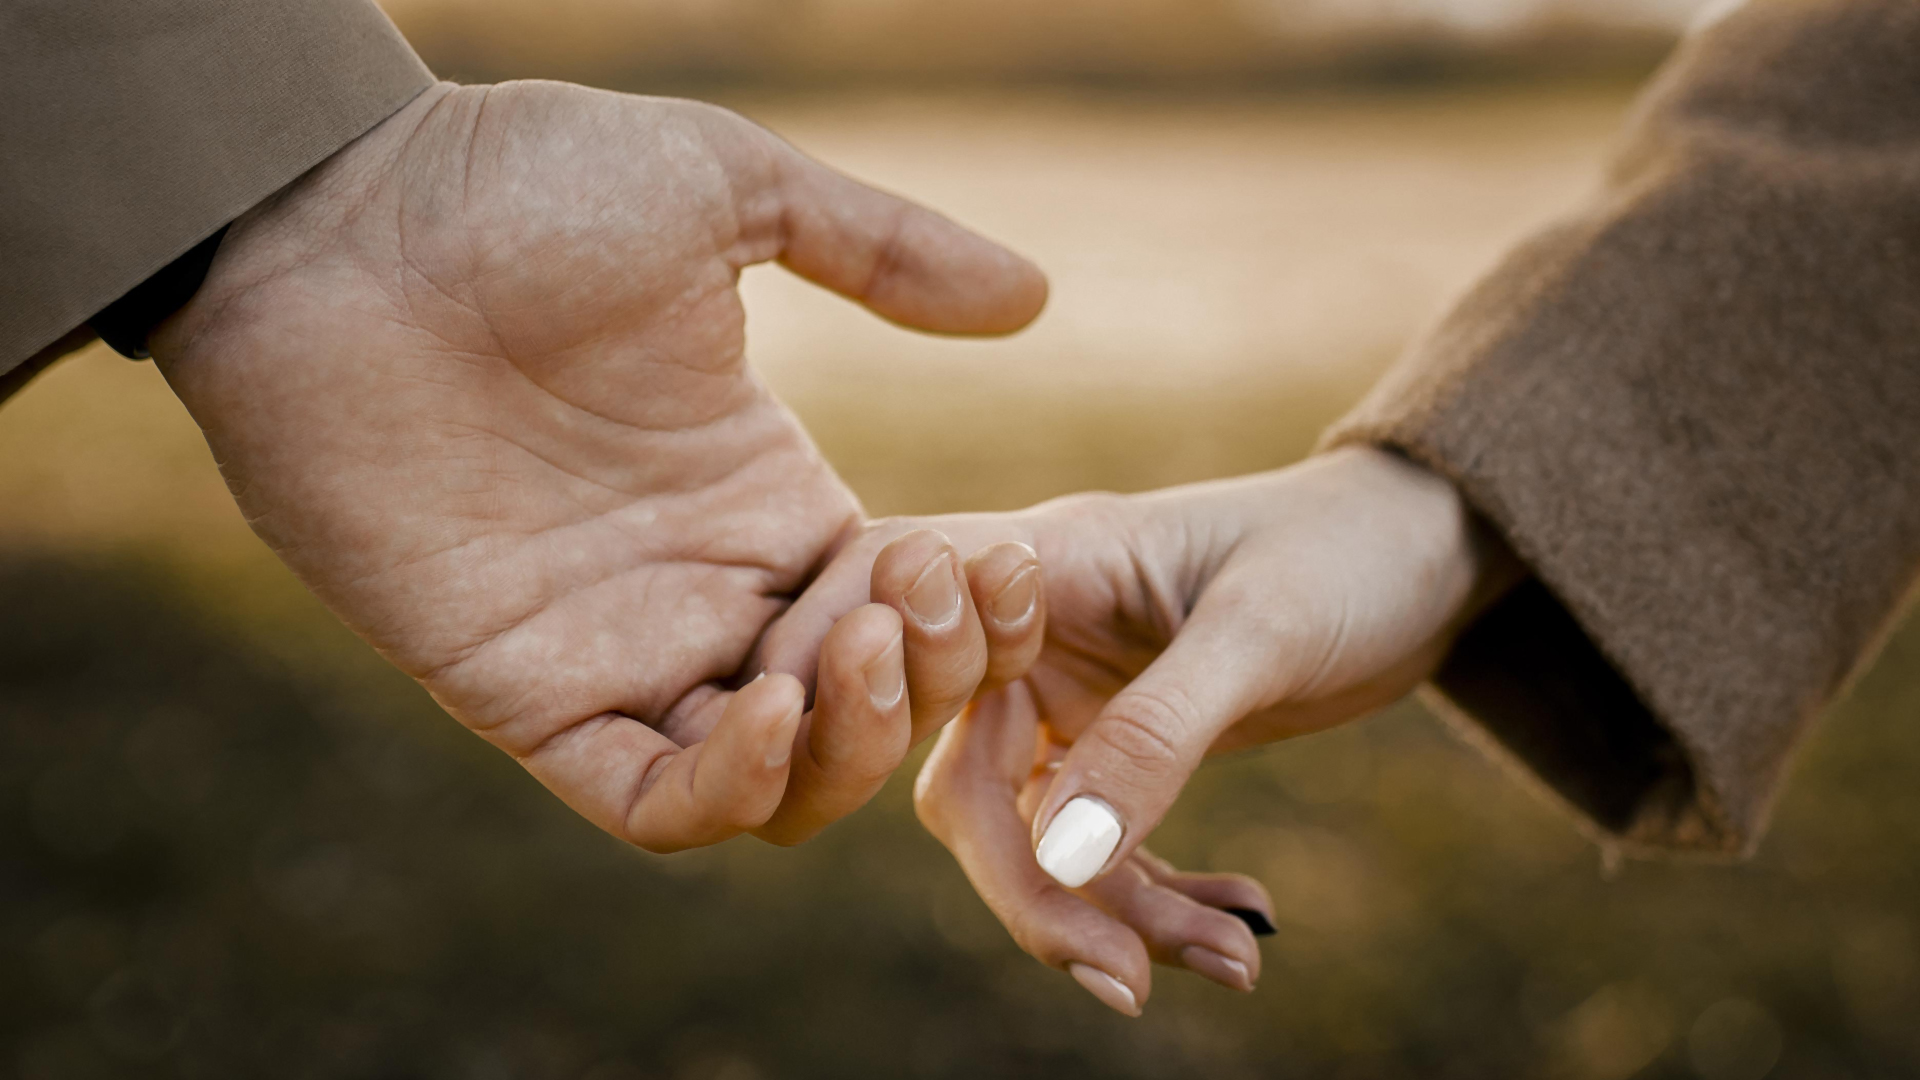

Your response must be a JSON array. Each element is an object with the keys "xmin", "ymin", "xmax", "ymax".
[{"xmin": 6, "ymin": 3, "xmax": 1920, "ymax": 1078}]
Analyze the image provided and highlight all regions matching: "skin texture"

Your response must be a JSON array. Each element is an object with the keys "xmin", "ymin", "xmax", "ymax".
[
  {"xmin": 134, "ymin": 75, "xmax": 1508, "ymax": 1016},
  {"xmin": 787, "ymin": 447, "xmax": 1524, "ymax": 1013},
  {"xmin": 150, "ymin": 80, "xmax": 1048, "ymax": 853}
]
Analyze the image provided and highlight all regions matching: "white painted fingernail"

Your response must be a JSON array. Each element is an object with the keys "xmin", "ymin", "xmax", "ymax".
[
  {"xmin": 1068, "ymin": 963, "xmax": 1140, "ymax": 1017},
  {"xmin": 1035, "ymin": 797, "xmax": 1122, "ymax": 888}
]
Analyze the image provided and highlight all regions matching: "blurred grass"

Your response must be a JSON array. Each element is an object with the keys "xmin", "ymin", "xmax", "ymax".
[{"xmin": 5, "ymin": 85, "xmax": 1920, "ymax": 1079}]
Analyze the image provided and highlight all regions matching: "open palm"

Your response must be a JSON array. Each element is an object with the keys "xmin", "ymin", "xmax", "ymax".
[{"xmin": 151, "ymin": 80, "xmax": 1046, "ymax": 850}]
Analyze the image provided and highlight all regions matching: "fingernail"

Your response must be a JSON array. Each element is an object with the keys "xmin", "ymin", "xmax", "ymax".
[
  {"xmin": 764, "ymin": 699, "xmax": 800, "ymax": 769},
  {"xmin": 988, "ymin": 565, "xmax": 1040, "ymax": 627},
  {"xmin": 1180, "ymin": 946, "xmax": 1253, "ymax": 992},
  {"xmin": 1035, "ymin": 796, "xmax": 1123, "ymax": 888},
  {"xmin": 866, "ymin": 633, "xmax": 905, "ymax": 710},
  {"xmin": 765, "ymin": 733, "xmax": 794, "ymax": 769},
  {"xmin": 904, "ymin": 552, "xmax": 962, "ymax": 629},
  {"xmin": 1067, "ymin": 963, "xmax": 1140, "ymax": 1017},
  {"xmin": 1224, "ymin": 907, "xmax": 1277, "ymax": 937}
]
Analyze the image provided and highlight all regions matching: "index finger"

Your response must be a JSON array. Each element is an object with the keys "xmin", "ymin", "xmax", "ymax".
[{"xmin": 699, "ymin": 108, "xmax": 1049, "ymax": 336}]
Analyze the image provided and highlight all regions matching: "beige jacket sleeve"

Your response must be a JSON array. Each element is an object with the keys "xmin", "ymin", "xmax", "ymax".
[
  {"xmin": 0, "ymin": 1, "xmax": 434, "ymax": 379},
  {"xmin": 1326, "ymin": 0, "xmax": 1920, "ymax": 856}
]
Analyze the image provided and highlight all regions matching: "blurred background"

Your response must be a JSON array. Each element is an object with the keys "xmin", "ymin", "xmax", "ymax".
[{"xmin": 7, "ymin": 1, "xmax": 1920, "ymax": 1078}]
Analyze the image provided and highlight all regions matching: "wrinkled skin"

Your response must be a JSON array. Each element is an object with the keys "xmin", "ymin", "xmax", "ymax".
[{"xmin": 152, "ymin": 81, "xmax": 1048, "ymax": 852}]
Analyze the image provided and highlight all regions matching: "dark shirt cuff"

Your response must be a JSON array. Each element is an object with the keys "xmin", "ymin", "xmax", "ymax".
[{"xmin": 90, "ymin": 225, "xmax": 230, "ymax": 360}]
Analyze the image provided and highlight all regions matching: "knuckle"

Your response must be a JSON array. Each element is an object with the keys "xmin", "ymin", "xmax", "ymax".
[
  {"xmin": 915, "ymin": 659, "xmax": 988, "ymax": 715},
  {"xmin": 860, "ymin": 515, "xmax": 916, "ymax": 541},
  {"xmin": 906, "ymin": 670, "xmax": 986, "ymax": 731},
  {"xmin": 911, "ymin": 768, "xmax": 954, "ymax": 833},
  {"xmin": 863, "ymin": 519, "xmax": 952, "ymax": 549},
  {"xmin": 728, "ymin": 791, "xmax": 784, "ymax": 834},
  {"xmin": 911, "ymin": 754, "xmax": 944, "ymax": 802},
  {"xmin": 1093, "ymin": 688, "xmax": 1197, "ymax": 777},
  {"xmin": 1140, "ymin": 903, "xmax": 1222, "ymax": 954},
  {"xmin": 1006, "ymin": 921, "xmax": 1053, "ymax": 963},
  {"xmin": 1003, "ymin": 894, "xmax": 1067, "ymax": 963},
  {"xmin": 816, "ymin": 745, "xmax": 901, "ymax": 787},
  {"xmin": 911, "ymin": 797, "xmax": 947, "ymax": 841},
  {"xmin": 813, "ymin": 706, "xmax": 910, "ymax": 776},
  {"xmin": 1034, "ymin": 490, "xmax": 1131, "ymax": 532},
  {"xmin": 683, "ymin": 99, "xmax": 767, "ymax": 153},
  {"xmin": 911, "ymin": 753, "xmax": 982, "ymax": 838},
  {"xmin": 858, "ymin": 205, "xmax": 915, "ymax": 303}
]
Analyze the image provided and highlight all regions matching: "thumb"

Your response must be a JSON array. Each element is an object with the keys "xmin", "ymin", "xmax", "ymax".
[
  {"xmin": 714, "ymin": 114, "xmax": 1049, "ymax": 335},
  {"xmin": 1030, "ymin": 591, "xmax": 1284, "ymax": 889}
]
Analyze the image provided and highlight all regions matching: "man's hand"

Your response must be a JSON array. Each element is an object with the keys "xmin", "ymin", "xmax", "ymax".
[
  {"xmin": 149, "ymin": 81, "xmax": 1047, "ymax": 852},
  {"xmin": 780, "ymin": 449, "xmax": 1523, "ymax": 1013}
]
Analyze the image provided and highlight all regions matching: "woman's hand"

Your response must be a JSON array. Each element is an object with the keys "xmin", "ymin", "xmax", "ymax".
[
  {"xmin": 151, "ymin": 80, "xmax": 1046, "ymax": 854},
  {"xmin": 780, "ymin": 448, "xmax": 1522, "ymax": 1012}
]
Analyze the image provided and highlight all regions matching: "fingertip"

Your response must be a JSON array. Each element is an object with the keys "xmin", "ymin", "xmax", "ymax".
[
  {"xmin": 760, "ymin": 143, "xmax": 1049, "ymax": 339},
  {"xmin": 812, "ymin": 602, "xmax": 911, "ymax": 770},
  {"xmin": 731, "ymin": 672, "xmax": 806, "ymax": 771},
  {"xmin": 871, "ymin": 529, "xmax": 960, "ymax": 603},
  {"xmin": 737, "ymin": 669, "xmax": 806, "ymax": 714},
  {"xmin": 626, "ymin": 678, "xmax": 805, "ymax": 853},
  {"xmin": 866, "ymin": 628, "xmax": 907, "ymax": 714},
  {"xmin": 1226, "ymin": 907, "xmax": 1278, "ymax": 938},
  {"xmin": 1069, "ymin": 962, "xmax": 1144, "ymax": 1018},
  {"xmin": 965, "ymin": 541, "xmax": 1044, "ymax": 687},
  {"xmin": 1035, "ymin": 796, "xmax": 1125, "ymax": 889},
  {"xmin": 951, "ymin": 251, "xmax": 1048, "ymax": 336},
  {"xmin": 1052, "ymin": 926, "xmax": 1152, "ymax": 1017},
  {"xmin": 837, "ymin": 602, "xmax": 908, "ymax": 716},
  {"xmin": 965, "ymin": 541, "xmax": 1041, "ymax": 627},
  {"xmin": 1031, "ymin": 684, "xmax": 1222, "ymax": 885},
  {"xmin": 871, "ymin": 529, "xmax": 989, "ymax": 742},
  {"xmin": 867, "ymin": 217, "xmax": 1049, "ymax": 337},
  {"xmin": 752, "ymin": 605, "xmax": 911, "ymax": 847},
  {"xmin": 1152, "ymin": 867, "xmax": 1277, "ymax": 933},
  {"xmin": 1001, "ymin": 256, "xmax": 1050, "ymax": 332},
  {"xmin": 823, "ymin": 602, "xmax": 907, "ymax": 668},
  {"xmin": 1179, "ymin": 945, "xmax": 1255, "ymax": 994},
  {"xmin": 1016, "ymin": 896, "xmax": 1151, "ymax": 1017},
  {"xmin": 1197, "ymin": 917, "xmax": 1263, "ymax": 988}
]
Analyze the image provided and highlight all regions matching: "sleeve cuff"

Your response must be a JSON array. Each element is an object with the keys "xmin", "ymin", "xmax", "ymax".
[
  {"xmin": 0, "ymin": 0, "xmax": 435, "ymax": 376},
  {"xmin": 1317, "ymin": 0, "xmax": 1920, "ymax": 857}
]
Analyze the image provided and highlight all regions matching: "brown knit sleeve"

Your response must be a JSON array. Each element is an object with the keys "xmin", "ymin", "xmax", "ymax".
[
  {"xmin": 0, "ymin": 1, "xmax": 435, "ymax": 377},
  {"xmin": 1323, "ymin": 0, "xmax": 1920, "ymax": 856}
]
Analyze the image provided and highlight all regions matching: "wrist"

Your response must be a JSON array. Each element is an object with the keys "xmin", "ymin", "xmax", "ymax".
[
  {"xmin": 1269, "ymin": 446, "xmax": 1519, "ymax": 644},
  {"xmin": 90, "ymin": 225, "xmax": 231, "ymax": 360},
  {"xmin": 1337, "ymin": 445, "xmax": 1526, "ymax": 631},
  {"xmin": 1460, "ymin": 497, "xmax": 1528, "ymax": 625},
  {"xmin": 150, "ymin": 81, "xmax": 461, "ymax": 366}
]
